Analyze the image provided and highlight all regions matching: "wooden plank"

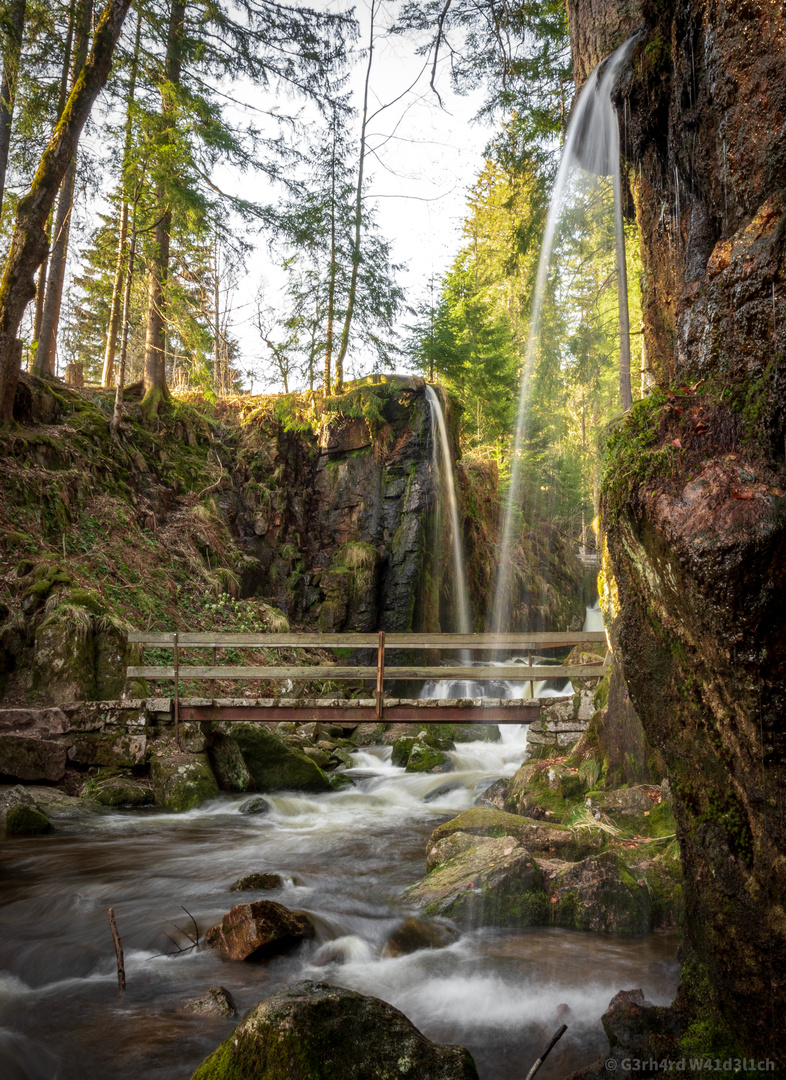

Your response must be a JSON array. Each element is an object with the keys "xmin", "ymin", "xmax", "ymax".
[
  {"xmin": 180, "ymin": 703, "xmax": 541, "ymax": 725},
  {"xmin": 127, "ymin": 630, "xmax": 606, "ymax": 649},
  {"xmin": 126, "ymin": 663, "xmax": 605, "ymax": 680}
]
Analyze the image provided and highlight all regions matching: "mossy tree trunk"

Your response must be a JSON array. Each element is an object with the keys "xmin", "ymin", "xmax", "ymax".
[
  {"xmin": 33, "ymin": 0, "xmax": 93, "ymax": 377},
  {"xmin": 0, "ymin": 0, "xmax": 133, "ymax": 421},
  {"xmin": 141, "ymin": 0, "xmax": 186, "ymax": 416},
  {"xmin": 0, "ymin": 0, "xmax": 27, "ymax": 221}
]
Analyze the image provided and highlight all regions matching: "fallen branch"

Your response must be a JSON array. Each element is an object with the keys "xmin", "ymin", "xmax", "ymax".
[
  {"xmin": 108, "ymin": 907, "xmax": 126, "ymax": 991},
  {"xmin": 524, "ymin": 1024, "xmax": 567, "ymax": 1080}
]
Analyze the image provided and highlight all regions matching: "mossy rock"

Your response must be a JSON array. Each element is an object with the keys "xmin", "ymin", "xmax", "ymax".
[
  {"xmin": 190, "ymin": 980, "xmax": 479, "ymax": 1080},
  {"xmin": 85, "ymin": 776, "xmax": 154, "ymax": 808},
  {"xmin": 209, "ymin": 733, "xmax": 254, "ymax": 792},
  {"xmin": 151, "ymin": 751, "xmax": 220, "ymax": 812},
  {"xmin": 391, "ymin": 736, "xmax": 416, "ymax": 768},
  {"xmin": 233, "ymin": 724, "xmax": 331, "ymax": 793},
  {"xmin": 403, "ymin": 835, "xmax": 548, "ymax": 927},
  {"xmin": 550, "ymin": 850, "xmax": 651, "ymax": 935},
  {"xmin": 406, "ymin": 742, "xmax": 449, "ymax": 773},
  {"xmin": 6, "ymin": 803, "xmax": 53, "ymax": 835},
  {"xmin": 427, "ymin": 807, "xmax": 600, "ymax": 859}
]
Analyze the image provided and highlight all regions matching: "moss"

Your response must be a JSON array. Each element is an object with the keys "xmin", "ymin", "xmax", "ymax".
[{"xmin": 5, "ymin": 803, "xmax": 53, "ymax": 835}]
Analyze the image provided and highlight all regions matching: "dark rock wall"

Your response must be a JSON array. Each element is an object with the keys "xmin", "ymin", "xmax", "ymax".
[{"xmin": 570, "ymin": 0, "xmax": 786, "ymax": 1058}]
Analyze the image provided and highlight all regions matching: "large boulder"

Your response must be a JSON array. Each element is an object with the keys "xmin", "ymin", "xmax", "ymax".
[
  {"xmin": 232, "ymin": 723, "xmax": 331, "ymax": 792},
  {"xmin": 86, "ymin": 776, "xmax": 154, "ymax": 808},
  {"xmin": 402, "ymin": 836, "xmax": 548, "ymax": 926},
  {"xmin": 549, "ymin": 850, "xmax": 651, "ymax": 935},
  {"xmin": 209, "ymin": 732, "xmax": 254, "ymax": 792},
  {"xmin": 5, "ymin": 802, "xmax": 53, "ymax": 835},
  {"xmin": 0, "ymin": 734, "xmax": 67, "ymax": 782},
  {"xmin": 190, "ymin": 980, "xmax": 479, "ymax": 1080},
  {"xmin": 204, "ymin": 900, "xmax": 314, "ymax": 961},
  {"xmin": 150, "ymin": 751, "xmax": 220, "ymax": 812}
]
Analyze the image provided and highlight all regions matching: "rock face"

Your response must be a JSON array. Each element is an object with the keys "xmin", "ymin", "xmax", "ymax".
[
  {"xmin": 570, "ymin": 0, "xmax": 786, "ymax": 1057},
  {"xmin": 190, "ymin": 980, "xmax": 480, "ymax": 1080},
  {"xmin": 204, "ymin": 900, "xmax": 314, "ymax": 961}
]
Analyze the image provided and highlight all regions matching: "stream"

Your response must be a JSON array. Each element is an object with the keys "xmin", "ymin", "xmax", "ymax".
[{"xmin": 0, "ymin": 729, "xmax": 678, "ymax": 1080}]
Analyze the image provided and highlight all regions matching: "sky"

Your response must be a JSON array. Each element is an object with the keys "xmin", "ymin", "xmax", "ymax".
[{"xmin": 223, "ymin": 1, "xmax": 495, "ymax": 392}]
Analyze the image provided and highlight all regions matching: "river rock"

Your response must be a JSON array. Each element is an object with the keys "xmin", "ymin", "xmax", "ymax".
[
  {"xmin": 67, "ymin": 732, "xmax": 147, "ymax": 768},
  {"xmin": 590, "ymin": 786, "xmax": 661, "ymax": 818},
  {"xmin": 423, "ymin": 780, "xmax": 465, "ymax": 803},
  {"xmin": 238, "ymin": 796, "xmax": 270, "ymax": 815},
  {"xmin": 232, "ymin": 723, "xmax": 331, "ymax": 792},
  {"xmin": 0, "ymin": 734, "xmax": 67, "ymax": 782},
  {"xmin": 204, "ymin": 900, "xmax": 314, "ymax": 961},
  {"xmin": 230, "ymin": 872, "xmax": 284, "ymax": 892},
  {"xmin": 88, "ymin": 776, "xmax": 154, "ymax": 807},
  {"xmin": 383, "ymin": 917, "xmax": 460, "ymax": 957},
  {"xmin": 426, "ymin": 831, "xmax": 496, "ymax": 872},
  {"xmin": 184, "ymin": 986, "xmax": 237, "ymax": 1018},
  {"xmin": 475, "ymin": 778, "xmax": 508, "ymax": 809},
  {"xmin": 391, "ymin": 735, "xmax": 415, "ymax": 767},
  {"xmin": 549, "ymin": 850, "xmax": 651, "ymax": 935},
  {"xmin": 208, "ymin": 733, "xmax": 254, "ymax": 792},
  {"xmin": 150, "ymin": 751, "xmax": 220, "ymax": 812},
  {"xmin": 189, "ymin": 980, "xmax": 479, "ymax": 1080},
  {"xmin": 5, "ymin": 802, "xmax": 53, "ymax": 835},
  {"xmin": 403, "ymin": 836, "xmax": 548, "ymax": 926}
]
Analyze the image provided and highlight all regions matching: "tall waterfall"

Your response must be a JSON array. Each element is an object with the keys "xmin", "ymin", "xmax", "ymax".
[
  {"xmin": 491, "ymin": 35, "xmax": 640, "ymax": 635},
  {"xmin": 425, "ymin": 384, "xmax": 472, "ymax": 636}
]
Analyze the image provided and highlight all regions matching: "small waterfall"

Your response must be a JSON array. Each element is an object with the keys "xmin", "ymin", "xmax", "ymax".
[
  {"xmin": 425, "ymin": 385, "xmax": 472, "ymax": 637},
  {"xmin": 492, "ymin": 34, "xmax": 641, "ymax": 635}
]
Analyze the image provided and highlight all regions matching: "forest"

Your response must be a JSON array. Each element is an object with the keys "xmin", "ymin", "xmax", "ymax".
[{"xmin": 0, "ymin": 1, "xmax": 785, "ymax": 1079}]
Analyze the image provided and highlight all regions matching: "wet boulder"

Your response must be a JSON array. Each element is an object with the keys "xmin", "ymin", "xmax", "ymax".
[
  {"xmin": 238, "ymin": 796, "xmax": 270, "ymax": 815},
  {"xmin": 5, "ymin": 801, "xmax": 53, "ymax": 835},
  {"xmin": 204, "ymin": 900, "xmax": 314, "ymax": 961},
  {"xmin": 230, "ymin": 872, "xmax": 285, "ymax": 892},
  {"xmin": 426, "ymin": 830, "xmax": 496, "ymax": 872},
  {"xmin": 208, "ymin": 733, "xmax": 254, "ymax": 792},
  {"xmin": 475, "ymin": 778, "xmax": 508, "ymax": 810},
  {"xmin": 549, "ymin": 850, "xmax": 651, "ymax": 935},
  {"xmin": 403, "ymin": 836, "xmax": 548, "ymax": 927},
  {"xmin": 0, "ymin": 734, "xmax": 67, "ymax": 782},
  {"xmin": 183, "ymin": 986, "xmax": 237, "ymax": 1018},
  {"xmin": 232, "ymin": 724, "xmax": 331, "ymax": 793},
  {"xmin": 391, "ymin": 735, "xmax": 416, "ymax": 767},
  {"xmin": 383, "ymin": 917, "xmax": 460, "ymax": 957},
  {"xmin": 190, "ymin": 980, "xmax": 479, "ymax": 1080},
  {"xmin": 150, "ymin": 751, "xmax": 220, "ymax": 812}
]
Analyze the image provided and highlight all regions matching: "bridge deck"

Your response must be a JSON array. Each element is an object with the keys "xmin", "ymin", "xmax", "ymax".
[{"xmin": 178, "ymin": 697, "xmax": 541, "ymax": 726}]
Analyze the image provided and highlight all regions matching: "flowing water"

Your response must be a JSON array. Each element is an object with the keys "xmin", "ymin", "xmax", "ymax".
[
  {"xmin": 492, "ymin": 35, "xmax": 641, "ymax": 633},
  {"xmin": 0, "ymin": 732, "xmax": 677, "ymax": 1080}
]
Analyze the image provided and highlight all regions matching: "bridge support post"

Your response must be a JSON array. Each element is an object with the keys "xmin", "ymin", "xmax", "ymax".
[
  {"xmin": 173, "ymin": 631, "xmax": 180, "ymax": 748},
  {"xmin": 375, "ymin": 631, "xmax": 385, "ymax": 720}
]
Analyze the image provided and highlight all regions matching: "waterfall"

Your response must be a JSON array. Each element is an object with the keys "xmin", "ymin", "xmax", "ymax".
[
  {"xmin": 491, "ymin": 34, "xmax": 641, "ymax": 635},
  {"xmin": 425, "ymin": 384, "xmax": 472, "ymax": 636}
]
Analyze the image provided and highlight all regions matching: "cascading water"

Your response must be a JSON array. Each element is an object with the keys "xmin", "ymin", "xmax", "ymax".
[
  {"xmin": 424, "ymin": 385, "xmax": 473, "ymax": 640},
  {"xmin": 423, "ymin": 385, "xmax": 573, "ymax": 703},
  {"xmin": 492, "ymin": 35, "xmax": 640, "ymax": 635},
  {"xmin": 0, "ymin": 739, "xmax": 678, "ymax": 1080}
]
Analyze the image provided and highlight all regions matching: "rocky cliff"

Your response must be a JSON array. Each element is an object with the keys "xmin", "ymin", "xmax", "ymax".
[{"xmin": 569, "ymin": 0, "xmax": 786, "ymax": 1061}]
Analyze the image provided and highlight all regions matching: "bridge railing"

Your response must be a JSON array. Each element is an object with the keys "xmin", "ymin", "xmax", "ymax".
[{"xmin": 127, "ymin": 630, "xmax": 609, "ymax": 732}]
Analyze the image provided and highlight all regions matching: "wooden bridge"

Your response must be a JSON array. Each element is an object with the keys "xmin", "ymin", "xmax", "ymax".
[{"xmin": 127, "ymin": 630, "xmax": 609, "ymax": 738}]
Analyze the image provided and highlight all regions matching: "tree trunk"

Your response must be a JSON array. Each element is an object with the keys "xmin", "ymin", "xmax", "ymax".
[
  {"xmin": 142, "ymin": 0, "xmax": 186, "ymax": 415},
  {"xmin": 101, "ymin": 6, "xmax": 141, "ymax": 388},
  {"xmin": 0, "ymin": 0, "xmax": 133, "ymax": 420},
  {"xmin": 111, "ymin": 198, "xmax": 137, "ymax": 436},
  {"xmin": 0, "ymin": 0, "xmax": 27, "ymax": 221},
  {"xmin": 31, "ymin": 1, "xmax": 75, "ymax": 361},
  {"xmin": 33, "ymin": 0, "xmax": 92, "ymax": 377},
  {"xmin": 323, "ymin": 115, "xmax": 337, "ymax": 392},
  {"xmin": 334, "ymin": 3, "xmax": 375, "ymax": 393}
]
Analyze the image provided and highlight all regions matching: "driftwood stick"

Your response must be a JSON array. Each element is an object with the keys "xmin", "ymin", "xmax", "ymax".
[
  {"xmin": 108, "ymin": 907, "xmax": 126, "ymax": 991},
  {"xmin": 524, "ymin": 1024, "xmax": 567, "ymax": 1080},
  {"xmin": 181, "ymin": 905, "xmax": 200, "ymax": 945}
]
